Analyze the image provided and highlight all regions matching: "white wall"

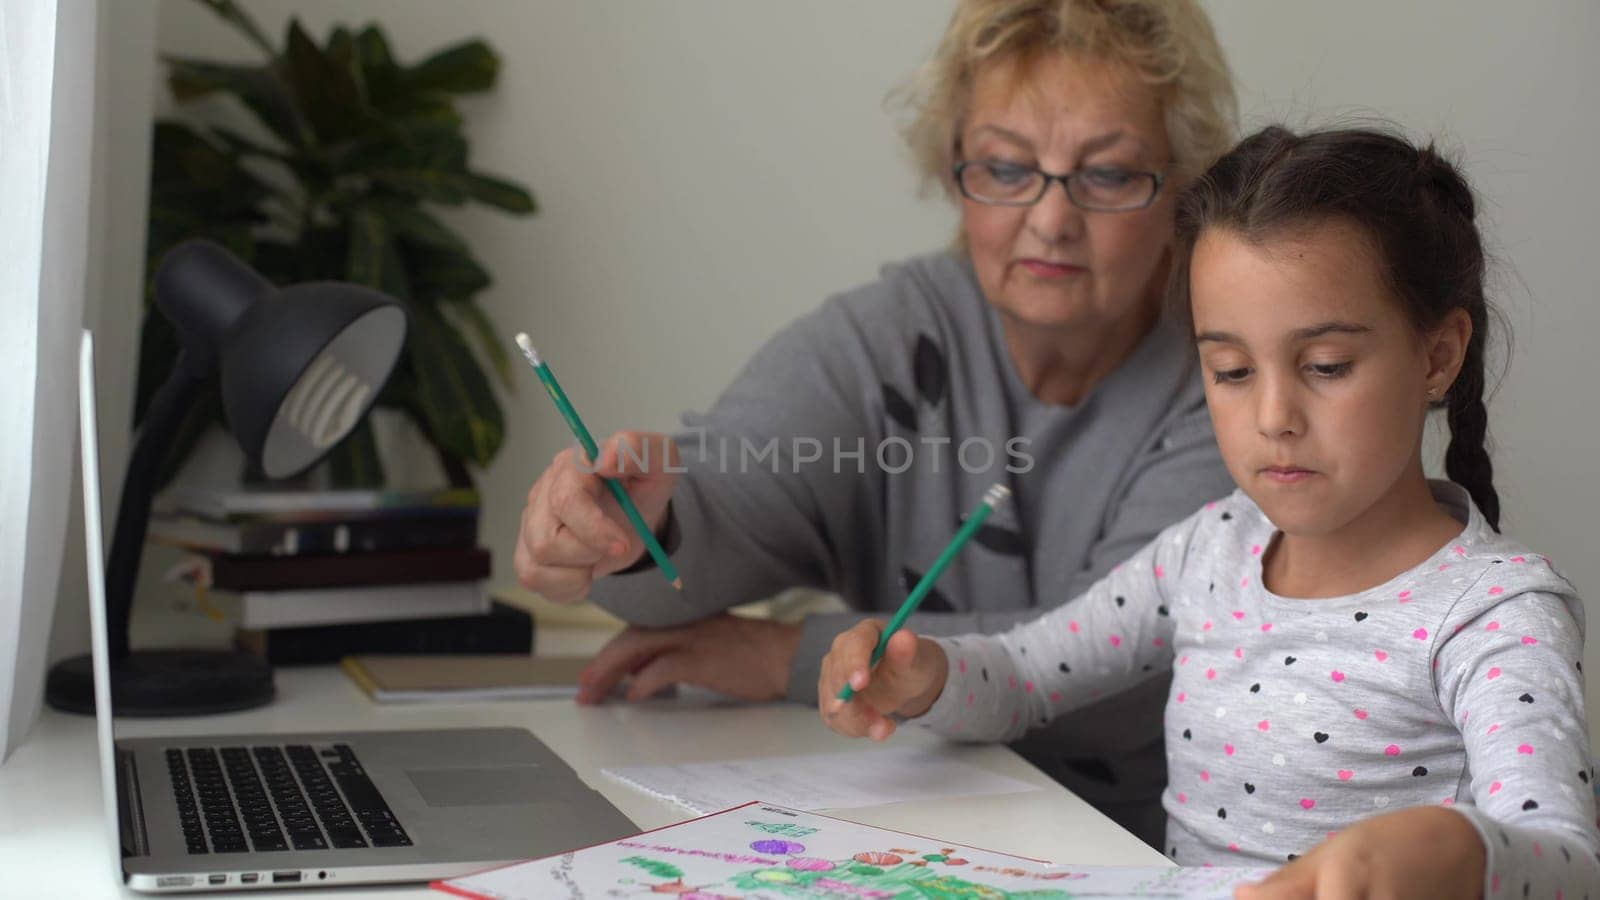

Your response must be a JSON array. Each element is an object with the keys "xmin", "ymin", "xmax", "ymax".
[
  {"xmin": 1205, "ymin": 0, "xmax": 1600, "ymax": 736},
  {"xmin": 129, "ymin": 1, "xmax": 1598, "ymax": 733}
]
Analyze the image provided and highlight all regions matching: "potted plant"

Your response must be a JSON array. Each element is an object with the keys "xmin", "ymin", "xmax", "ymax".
[{"xmin": 140, "ymin": 0, "xmax": 533, "ymax": 488}]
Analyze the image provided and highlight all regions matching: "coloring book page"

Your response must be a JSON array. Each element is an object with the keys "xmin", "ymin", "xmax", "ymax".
[{"xmin": 434, "ymin": 802, "xmax": 1271, "ymax": 899}]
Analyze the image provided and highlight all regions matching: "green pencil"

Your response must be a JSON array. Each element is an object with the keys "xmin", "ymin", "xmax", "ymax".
[
  {"xmin": 838, "ymin": 483, "xmax": 1011, "ymax": 701},
  {"xmin": 515, "ymin": 332, "xmax": 682, "ymax": 589}
]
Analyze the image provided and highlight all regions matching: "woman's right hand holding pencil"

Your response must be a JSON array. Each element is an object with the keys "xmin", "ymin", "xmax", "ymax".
[
  {"xmin": 819, "ymin": 621, "xmax": 949, "ymax": 741},
  {"xmin": 514, "ymin": 430, "xmax": 681, "ymax": 602}
]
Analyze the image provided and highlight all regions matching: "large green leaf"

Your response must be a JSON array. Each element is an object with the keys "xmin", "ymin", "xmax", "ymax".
[
  {"xmin": 149, "ymin": 122, "xmax": 272, "ymax": 214},
  {"xmin": 377, "ymin": 93, "xmax": 464, "ymax": 132},
  {"xmin": 282, "ymin": 19, "xmax": 369, "ymax": 144},
  {"xmin": 325, "ymin": 25, "xmax": 355, "ymax": 62},
  {"xmin": 346, "ymin": 208, "xmax": 412, "ymax": 300},
  {"xmin": 354, "ymin": 25, "xmax": 402, "ymax": 110},
  {"xmin": 403, "ymin": 243, "xmax": 491, "ymax": 300},
  {"xmin": 444, "ymin": 299, "xmax": 515, "ymax": 391},
  {"xmin": 405, "ymin": 304, "xmax": 504, "ymax": 466},
  {"xmin": 325, "ymin": 419, "xmax": 386, "ymax": 488},
  {"xmin": 404, "ymin": 40, "xmax": 499, "ymax": 94},
  {"xmin": 370, "ymin": 168, "xmax": 534, "ymax": 213},
  {"xmin": 164, "ymin": 57, "xmax": 308, "ymax": 149},
  {"xmin": 367, "ymin": 198, "xmax": 467, "ymax": 252},
  {"xmin": 369, "ymin": 168, "xmax": 468, "ymax": 205},
  {"xmin": 460, "ymin": 171, "xmax": 536, "ymax": 214},
  {"xmin": 333, "ymin": 119, "xmax": 465, "ymax": 175},
  {"xmin": 189, "ymin": 0, "xmax": 273, "ymax": 58},
  {"xmin": 206, "ymin": 124, "xmax": 292, "ymax": 163}
]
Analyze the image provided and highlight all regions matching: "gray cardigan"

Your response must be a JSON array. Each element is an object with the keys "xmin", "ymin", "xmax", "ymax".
[{"xmin": 588, "ymin": 251, "xmax": 1236, "ymax": 845}]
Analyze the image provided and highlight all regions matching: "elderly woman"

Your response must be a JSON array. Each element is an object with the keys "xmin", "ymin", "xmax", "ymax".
[{"xmin": 516, "ymin": 0, "xmax": 1237, "ymax": 848}]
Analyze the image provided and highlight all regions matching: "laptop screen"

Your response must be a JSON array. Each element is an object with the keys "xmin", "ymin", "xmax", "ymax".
[{"xmin": 79, "ymin": 329, "xmax": 126, "ymax": 882}]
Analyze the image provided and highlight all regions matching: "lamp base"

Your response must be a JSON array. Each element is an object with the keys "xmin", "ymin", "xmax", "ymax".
[{"xmin": 45, "ymin": 649, "xmax": 276, "ymax": 717}]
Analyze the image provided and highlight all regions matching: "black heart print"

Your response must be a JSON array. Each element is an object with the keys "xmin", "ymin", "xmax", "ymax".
[
  {"xmin": 912, "ymin": 335, "xmax": 946, "ymax": 407},
  {"xmin": 971, "ymin": 521, "xmax": 1026, "ymax": 556},
  {"xmin": 881, "ymin": 384, "xmax": 917, "ymax": 431},
  {"xmin": 900, "ymin": 567, "xmax": 954, "ymax": 612}
]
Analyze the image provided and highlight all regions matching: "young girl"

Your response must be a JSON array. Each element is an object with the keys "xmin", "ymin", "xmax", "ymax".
[{"xmin": 818, "ymin": 125, "xmax": 1598, "ymax": 899}]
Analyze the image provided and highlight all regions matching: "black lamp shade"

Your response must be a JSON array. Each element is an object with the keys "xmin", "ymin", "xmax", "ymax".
[
  {"xmin": 44, "ymin": 239, "xmax": 409, "ymax": 717},
  {"xmin": 223, "ymin": 285, "xmax": 406, "ymax": 478},
  {"xmin": 152, "ymin": 239, "xmax": 407, "ymax": 478}
]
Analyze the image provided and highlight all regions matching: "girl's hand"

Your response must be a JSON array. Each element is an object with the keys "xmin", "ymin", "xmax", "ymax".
[
  {"xmin": 818, "ymin": 621, "xmax": 948, "ymax": 741},
  {"xmin": 1235, "ymin": 805, "xmax": 1485, "ymax": 900}
]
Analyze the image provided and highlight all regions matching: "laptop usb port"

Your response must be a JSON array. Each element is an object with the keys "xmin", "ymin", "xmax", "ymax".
[
  {"xmin": 273, "ymin": 871, "xmax": 302, "ymax": 883},
  {"xmin": 208, "ymin": 874, "xmax": 226, "ymax": 885},
  {"xmin": 240, "ymin": 873, "xmax": 259, "ymax": 884}
]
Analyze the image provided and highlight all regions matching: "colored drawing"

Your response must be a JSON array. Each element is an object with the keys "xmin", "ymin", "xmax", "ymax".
[
  {"xmin": 436, "ymin": 802, "xmax": 1271, "ymax": 900},
  {"xmin": 623, "ymin": 857, "xmax": 686, "ymax": 880},
  {"xmin": 746, "ymin": 821, "xmax": 820, "ymax": 837},
  {"xmin": 784, "ymin": 857, "xmax": 836, "ymax": 872},
  {"xmin": 750, "ymin": 840, "xmax": 807, "ymax": 855}
]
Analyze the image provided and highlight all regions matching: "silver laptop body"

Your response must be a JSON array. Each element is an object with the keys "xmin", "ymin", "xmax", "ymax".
[{"xmin": 77, "ymin": 331, "xmax": 637, "ymax": 892}]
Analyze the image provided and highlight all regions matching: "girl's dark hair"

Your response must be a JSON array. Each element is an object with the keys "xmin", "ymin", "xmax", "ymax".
[{"xmin": 1169, "ymin": 125, "xmax": 1500, "ymax": 530}]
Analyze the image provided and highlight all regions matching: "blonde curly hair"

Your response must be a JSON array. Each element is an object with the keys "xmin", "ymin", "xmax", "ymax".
[{"xmin": 896, "ymin": 0, "xmax": 1238, "ymax": 197}]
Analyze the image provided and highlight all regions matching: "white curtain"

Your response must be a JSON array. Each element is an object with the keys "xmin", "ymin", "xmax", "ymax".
[{"xmin": 0, "ymin": 0, "xmax": 100, "ymax": 761}]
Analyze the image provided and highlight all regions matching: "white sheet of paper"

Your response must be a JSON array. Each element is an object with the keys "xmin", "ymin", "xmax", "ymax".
[
  {"xmin": 435, "ymin": 802, "xmax": 1271, "ymax": 900},
  {"xmin": 601, "ymin": 745, "xmax": 1040, "ymax": 815}
]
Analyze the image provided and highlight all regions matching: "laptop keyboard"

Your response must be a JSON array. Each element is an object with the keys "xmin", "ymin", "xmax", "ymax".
[{"xmin": 165, "ymin": 744, "xmax": 412, "ymax": 855}]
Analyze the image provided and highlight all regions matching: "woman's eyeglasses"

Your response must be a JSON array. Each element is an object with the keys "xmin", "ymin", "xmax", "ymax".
[{"xmin": 953, "ymin": 160, "xmax": 1165, "ymax": 211}]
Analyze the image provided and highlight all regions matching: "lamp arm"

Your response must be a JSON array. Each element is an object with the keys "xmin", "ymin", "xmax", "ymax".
[{"xmin": 105, "ymin": 349, "xmax": 212, "ymax": 658}]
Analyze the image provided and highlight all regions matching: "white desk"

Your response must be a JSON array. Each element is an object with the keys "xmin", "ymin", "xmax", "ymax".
[{"xmin": 0, "ymin": 628, "xmax": 1167, "ymax": 898}]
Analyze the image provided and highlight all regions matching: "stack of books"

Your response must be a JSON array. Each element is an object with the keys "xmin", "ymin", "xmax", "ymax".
[{"xmin": 150, "ymin": 485, "xmax": 531, "ymax": 664}]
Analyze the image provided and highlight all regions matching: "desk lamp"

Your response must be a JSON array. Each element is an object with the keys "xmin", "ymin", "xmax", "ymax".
[{"xmin": 45, "ymin": 239, "xmax": 407, "ymax": 716}]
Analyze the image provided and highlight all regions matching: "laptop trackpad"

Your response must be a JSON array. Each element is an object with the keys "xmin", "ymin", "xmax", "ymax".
[{"xmin": 406, "ymin": 766, "xmax": 548, "ymax": 807}]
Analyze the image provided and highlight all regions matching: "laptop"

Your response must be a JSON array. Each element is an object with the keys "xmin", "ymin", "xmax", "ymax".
[{"xmin": 75, "ymin": 331, "xmax": 638, "ymax": 892}]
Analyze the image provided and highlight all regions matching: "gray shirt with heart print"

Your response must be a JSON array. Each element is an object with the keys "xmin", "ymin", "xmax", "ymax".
[{"xmin": 919, "ymin": 480, "xmax": 1599, "ymax": 896}]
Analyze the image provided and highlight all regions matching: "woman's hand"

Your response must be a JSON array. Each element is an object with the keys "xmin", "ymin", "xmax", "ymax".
[
  {"xmin": 514, "ymin": 430, "xmax": 681, "ymax": 603},
  {"xmin": 818, "ymin": 621, "xmax": 948, "ymax": 741},
  {"xmin": 575, "ymin": 615, "xmax": 802, "ymax": 704},
  {"xmin": 1235, "ymin": 805, "xmax": 1485, "ymax": 900}
]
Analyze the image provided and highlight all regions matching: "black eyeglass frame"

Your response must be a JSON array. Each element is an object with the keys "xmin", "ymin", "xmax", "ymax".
[{"xmin": 952, "ymin": 159, "xmax": 1167, "ymax": 212}]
